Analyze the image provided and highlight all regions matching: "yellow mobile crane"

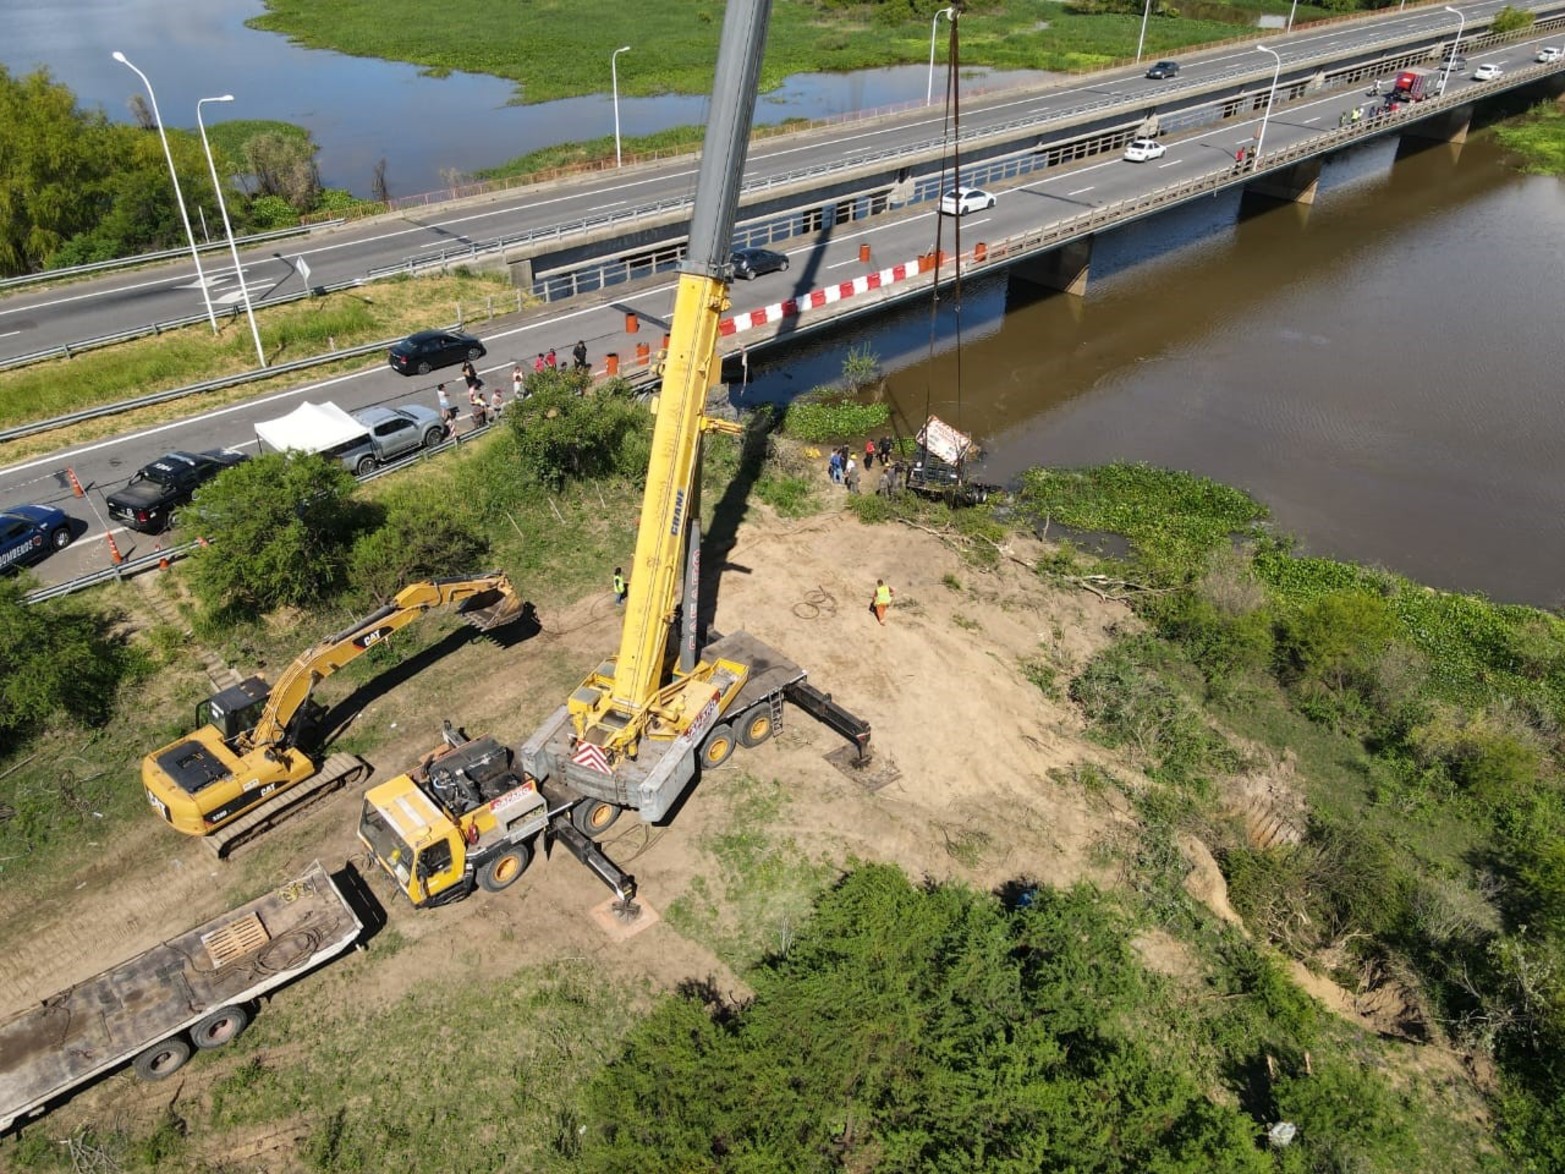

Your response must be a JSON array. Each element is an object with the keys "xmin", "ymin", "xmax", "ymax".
[
  {"xmin": 359, "ymin": 0, "xmax": 870, "ymax": 911},
  {"xmin": 143, "ymin": 574, "xmax": 525, "ymax": 856}
]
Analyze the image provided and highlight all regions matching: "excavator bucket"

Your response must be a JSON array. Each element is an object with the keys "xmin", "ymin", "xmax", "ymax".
[{"xmin": 457, "ymin": 581, "xmax": 528, "ymax": 633}]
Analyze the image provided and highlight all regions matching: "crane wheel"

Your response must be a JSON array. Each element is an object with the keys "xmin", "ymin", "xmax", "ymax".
[
  {"xmin": 700, "ymin": 723, "xmax": 736, "ymax": 769},
  {"xmin": 737, "ymin": 707, "xmax": 774, "ymax": 748},
  {"xmin": 478, "ymin": 844, "xmax": 532, "ymax": 892},
  {"xmin": 191, "ymin": 1005, "xmax": 250, "ymax": 1049},
  {"xmin": 571, "ymin": 800, "xmax": 622, "ymax": 838},
  {"xmin": 133, "ymin": 1036, "xmax": 192, "ymax": 1081}
]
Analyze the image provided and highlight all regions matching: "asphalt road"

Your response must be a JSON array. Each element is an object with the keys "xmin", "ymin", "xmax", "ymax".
[
  {"xmin": 5, "ymin": 22, "xmax": 1551, "ymax": 592},
  {"xmin": 0, "ymin": 0, "xmax": 1539, "ymax": 364}
]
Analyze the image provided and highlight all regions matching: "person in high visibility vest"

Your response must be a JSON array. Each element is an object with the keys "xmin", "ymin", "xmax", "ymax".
[
  {"xmin": 613, "ymin": 568, "xmax": 628, "ymax": 606},
  {"xmin": 872, "ymin": 579, "xmax": 895, "ymax": 625}
]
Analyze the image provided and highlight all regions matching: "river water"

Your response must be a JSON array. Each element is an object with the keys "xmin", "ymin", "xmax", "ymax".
[
  {"xmin": 741, "ymin": 131, "xmax": 1565, "ymax": 606},
  {"xmin": 1, "ymin": 0, "xmax": 1044, "ymax": 196}
]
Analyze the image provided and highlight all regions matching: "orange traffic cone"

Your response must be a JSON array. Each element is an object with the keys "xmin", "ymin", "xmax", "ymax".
[
  {"xmin": 66, "ymin": 468, "xmax": 85, "ymax": 497},
  {"xmin": 105, "ymin": 530, "xmax": 123, "ymax": 565},
  {"xmin": 155, "ymin": 542, "xmax": 169, "ymax": 570}
]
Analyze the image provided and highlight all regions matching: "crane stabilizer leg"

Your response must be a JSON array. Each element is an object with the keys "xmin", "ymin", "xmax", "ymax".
[{"xmin": 551, "ymin": 819, "xmax": 640, "ymax": 919}]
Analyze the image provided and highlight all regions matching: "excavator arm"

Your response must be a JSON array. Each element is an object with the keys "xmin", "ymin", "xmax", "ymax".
[{"xmin": 244, "ymin": 574, "xmax": 524, "ymax": 752}]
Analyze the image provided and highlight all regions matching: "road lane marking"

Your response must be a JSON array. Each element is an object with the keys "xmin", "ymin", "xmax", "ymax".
[
  {"xmin": 1067, "ymin": 186, "xmax": 1094, "ymax": 196},
  {"xmin": 1157, "ymin": 159, "xmax": 1179, "ymax": 168}
]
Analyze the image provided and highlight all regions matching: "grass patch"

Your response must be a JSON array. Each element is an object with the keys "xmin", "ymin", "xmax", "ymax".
[
  {"xmin": 1493, "ymin": 102, "xmax": 1565, "ymax": 174},
  {"xmin": 0, "ymin": 271, "xmax": 511, "ymax": 432}
]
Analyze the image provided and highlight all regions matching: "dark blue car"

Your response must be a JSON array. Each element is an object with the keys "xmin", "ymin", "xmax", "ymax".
[{"xmin": 0, "ymin": 504, "xmax": 73, "ymax": 574}]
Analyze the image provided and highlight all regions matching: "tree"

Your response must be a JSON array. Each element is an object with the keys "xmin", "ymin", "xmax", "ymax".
[
  {"xmin": 0, "ymin": 578, "xmax": 145, "ymax": 745},
  {"xmin": 506, "ymin": 373, "xmax": 650, "ymax": 490},
  {"xmin": 347, "ymin": 493, "xmax": 489, "ymax": 602},
  {"xmin": 183, "ymin": 452, "xmax": 367, "ymax": 618},
  {"xmin": 1491, "ymin": 4, "xmax": 1535, "ymax": 33},
  {"xmin": 0, "ymin": 66, "xmax": 113, "ymax": 275},
  {"xmin": 243, "ymin": 131, "xmax": 321, "ymax": 210},
  {"xmin": 371, "ymin": 157, "xmax": 390, "ymax": 205}
]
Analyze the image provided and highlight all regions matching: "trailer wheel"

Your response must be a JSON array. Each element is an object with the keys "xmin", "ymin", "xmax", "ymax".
[
  {"xmin": 571, "ymin": 800, "xmax": 622, "ymax": 838},
  {"xmin": 737, "ymin": 706, "xmax": 775, "ymax": 748},
  {"xmin": 700, "ymin": 723, "xmax": 736, "ymax": 769},
  {"xmin": 190, "ymin": 1005, "xmax": 250, "ymax": 1050},
  {"xmin": 478, "ymin": 844, "xmax": 532, "ymax": 892},
  {"xmin": 133, "ymin": 1036, "xmax": 192, "ymax": 1081}
]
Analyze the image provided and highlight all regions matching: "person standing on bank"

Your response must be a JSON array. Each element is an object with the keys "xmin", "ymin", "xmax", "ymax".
[
  {"xmin": 613, "ymin": 567, "xmax": 628, "ymax": 606},
  {"xmin": 872, "ymin": 579, "xmax": 895, "ymax": 625},
  {"xmin": 573, "ymin": 340, "xmax": 589, "ymax": 370}
]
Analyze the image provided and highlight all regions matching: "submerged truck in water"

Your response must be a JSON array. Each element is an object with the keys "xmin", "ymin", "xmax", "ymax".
[{"xmin": 0, "ymin": 862, "xmax": 361, "ymax": 1134}]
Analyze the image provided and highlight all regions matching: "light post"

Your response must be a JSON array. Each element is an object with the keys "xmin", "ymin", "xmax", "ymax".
[
  {"xmin": 197, "ymin": 96, "xmax": 265, "ymax": 368},
  {"xmin": 1136, "ymin": 0, "xmax": 1153, "ymax": 65},
  {"xmin": 1287, "ymin": 0, "xmax": 1300, "ymax": 31},
  {"xmin": 612, "ymin": 45, "xmax": 632, "ymax": 168},
  {"xmin": 927, "ymin": 7, "xmax": 955, "ymax": 105},
  {"xmin": 1254, "ymin": 44, "xmax": 1283, "ymax": 165},
  {"xmin": 113, "ymin": 51, "xmax": 217, "ymax": 333},
  {"xmin": 1439, "ymin": 6, "xmax": 1465, "ymax": 98}
]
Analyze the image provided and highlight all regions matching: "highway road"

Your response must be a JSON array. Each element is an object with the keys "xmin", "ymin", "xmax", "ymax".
[
  {"xmin": 4, "ymin": 23, "xmax": 1552, "ymax": 592},
  {"xmin": 0, "ymin": 0, "xmax": 1542, "ymax": 365}
]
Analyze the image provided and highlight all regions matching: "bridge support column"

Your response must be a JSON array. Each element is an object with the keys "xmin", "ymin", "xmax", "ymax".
[
  {"xmin": 1010, "ymin": 236, "xmax": 1092, "ymax": 297},
  {"xmin": 1400, "ymin": 105, "xmax": 1472, "ymax": 145},
  {"xmin": 1245, "ymin": 157, "xmax": 1322, "ymax": 205},
  {"xmin": 509, "ymin": 255, "xmax": 535, "ymax": 291}
]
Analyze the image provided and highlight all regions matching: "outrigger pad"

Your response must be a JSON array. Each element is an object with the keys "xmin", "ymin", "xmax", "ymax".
[{"xmin": 826, "ymin": 744, "xmax": 898, "ymax": 792}]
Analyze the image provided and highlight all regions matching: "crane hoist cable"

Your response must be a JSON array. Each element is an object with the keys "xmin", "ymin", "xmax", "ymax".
[{"xmin": 921, "ymin": 3, "xmax": 968, "ymax": 482}]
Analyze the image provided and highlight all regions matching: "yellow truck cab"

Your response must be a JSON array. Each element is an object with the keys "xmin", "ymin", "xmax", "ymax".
[{"xmin": 358, "ymin": 735, "xmax": 549, "ymax": 908}]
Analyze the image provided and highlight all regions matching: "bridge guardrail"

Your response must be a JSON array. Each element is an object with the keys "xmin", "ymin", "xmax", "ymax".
[{"xmin": 0, "ymin": 222, "xmax": 344, "ymax": 294}]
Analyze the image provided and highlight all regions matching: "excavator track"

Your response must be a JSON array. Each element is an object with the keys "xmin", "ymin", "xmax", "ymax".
[{"xmin": 204, "ymin": 754, "xmax": 371, "ymax": 859}]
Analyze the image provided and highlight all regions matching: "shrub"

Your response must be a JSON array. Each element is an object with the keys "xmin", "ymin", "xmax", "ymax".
[
  {"xmin": 505, "ymin": 374, "xmax": 649, "ymax": 491},
  {"xmin": 184, "ymin": 451, "xmax": 368, "ymax": 618},
  {"xmin": 1145, "ymin": 589, "xmax": 1273, "ymax": 695},
  {"xmin": 347, "ymin": 494, "xmax": 489, "ymax": 602},
  {"xmin": 1491, "ymin": 4, "xmax": 1535, "ymax": 33},
  {"xmin": 1273, "ymin": 588, "xmax": 1397, "ymax": 694}
]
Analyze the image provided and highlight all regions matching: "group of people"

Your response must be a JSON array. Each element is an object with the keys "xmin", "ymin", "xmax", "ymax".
[
  {"xmin": 827, "ymin": 437, "xmax": 902, "ymax": 496},
  {"xmin": 433, "ymin": 340, "xmax": 599, "ymax": 433}
]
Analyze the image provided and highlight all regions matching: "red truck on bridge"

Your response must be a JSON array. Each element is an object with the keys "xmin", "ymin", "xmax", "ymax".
[{"xmin": 1391, "ymin": 68, "xmax": 1443, "ymax": 102}]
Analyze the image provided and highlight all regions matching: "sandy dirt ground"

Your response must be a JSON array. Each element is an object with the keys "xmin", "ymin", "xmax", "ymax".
[{"xmin": 0, "ymin": 505, "xmax": 1475, "ymax": 1151}]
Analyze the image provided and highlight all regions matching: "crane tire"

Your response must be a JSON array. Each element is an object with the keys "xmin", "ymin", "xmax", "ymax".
[
  {"xmin": 191, "ymin": 1005, "xmax": 250, "ymax": 1049},
  {"xmin": 737, "ymin": 706, "xmax": 775, "ymax": 748},
  {"xmin": 478, "ymin": 844, "xmax": 532, "ymax": 892},
  {"xmin": 700, "ymin": 723, "xmax": 736, "ymax": 769},
  {"xmin": 571, "ymin": 800, "xmax": 622, "ymax": 839},
  {"xmin": 133, "ymin": 1036, "xmax": 192, "ymax": 1081}
]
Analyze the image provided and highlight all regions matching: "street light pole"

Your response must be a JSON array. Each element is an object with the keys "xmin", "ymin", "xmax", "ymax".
[
  {"xmin": 197, "ymin": 96, "xmax": 265, "ymax": 368},
  {"xmin": 1286, "ymin": 0, "xmax": 1300, "ymax": 32},
  {"xmin": 927, "ymin": 7, "xmax": 955, "ymax": 106},
  {"xmin": 1440, "ymin": 6, "xmax": 1466, "ymax": 97},
  {"xmin": 1254, "ymin": 44, "xmax": 1283, "ymax": 165},
  {"xmin": 113, "ymin": 51, "xmax": 217, "ymax": 333},
  {"xmin": 612, "ymin": 45, "xmax": 632, "ymax": 168},
  {"xmin": 1136, "ymin": 0, "xmax": 1153, "ymax": 65}
]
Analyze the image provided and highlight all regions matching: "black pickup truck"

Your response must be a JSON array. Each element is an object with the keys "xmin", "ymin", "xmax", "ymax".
[{"xmin": 105, "ymin": 450, "xmax": 248, "ymax": 533}]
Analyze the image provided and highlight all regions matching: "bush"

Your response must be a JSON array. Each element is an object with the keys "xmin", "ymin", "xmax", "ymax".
[
  {"xmin": 1491, "ymin": 4, "xmax": 1535, "ymax": 33},
  {"xmin": 0, "ymin": 579, "xmax": 147, "ymax": 745},
  {"xmin": 505, "ymin": 374, "xmax": 649, "ymax": 491},
  {"xmin": 1145, "ymin": 589, "xmax": 1273, "ymax": 695},
  {"xmin": 347, "ymin": 494, "xmax": 489, "ymax": 602},
  {"xmin": 780, "ymin": 389, "xmax": 890, "ymax": 442},
  {"xmin": 183, "ymin": 452, "xmax": 368, "ymax": 618},
  {"xmin": 1274, "ymin": 588, "xmax": 1397, "ymax": 695}
]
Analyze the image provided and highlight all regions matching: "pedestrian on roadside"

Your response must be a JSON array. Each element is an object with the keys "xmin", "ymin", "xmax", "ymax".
[
  {"xmin": 845, "ymin": 455, "xmax": 860, "ymax": 494},
  {"xmin": 864, "ymin": 440, "xmax": 876, "ymax": 470},
  {"xmin": 535, "ymin": 353, "xmax": 546, "ymax": 374},
  {"xmin": 545, "ymin": 347, "xmax": 558, "ymax": 369},
  {"xmin": 436, "ymin": 383, "xmax": 456, "ymax": 427},
  {"xmin": 878, "ymin": 436, "xmax": 892, "ymax": 466},
  {"xmin": 613, "ymin": 567, "xmax": 628, "ymax": 606},
  {"xmin": 871, "ymin": 578, "xmax": 895, "ymax": 626},
  {"xmin": 490, "ymin": 387, "xmax": 504, "ymax": 416},
  {"xmin": 828, "ymin": 448, "xmax": 843, "ymax": 484},
  {"xmin": 512, "ymin": 364, "xmax": 525, "ymax": 398},
  {"xmin": 461, "ymin": 360, "xmax": 481, "ymax": 393},
  {"xmin": 573, "ymin": 339, "xmax": 589, "ymax": 370}
]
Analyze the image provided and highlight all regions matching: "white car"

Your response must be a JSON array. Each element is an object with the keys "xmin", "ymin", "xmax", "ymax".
[
  {"xmin": 1473, "ymin": 62, "xmax": 1504, "ymax": 81},
  {"xmin": 939, "ymin": 187, "xmax": 996, "ymax": 216},
  {"xmin": 1536, "ymin": 46, "xmax": 1563, "ymax": 63},
  {"xmin": 1123, "ymin": 138, "xmax": 1167, "ymax": 163}
]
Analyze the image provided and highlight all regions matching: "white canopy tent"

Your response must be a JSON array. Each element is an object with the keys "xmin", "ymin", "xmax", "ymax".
[{"xmin": 254, "ymin": 401, "xmax": 367, "ymax": 455}]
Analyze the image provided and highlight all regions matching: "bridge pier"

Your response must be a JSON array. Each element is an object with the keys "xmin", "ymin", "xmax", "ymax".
[
  {"xmin": 1400, "ymin": 104, "xmax": 1472, "ymax": 146},
  {"xmin": 1244, "ymin": 157, "xmax": 1322, "ymax": 205},
  {"xmin": 1009, "ymin": 236, "xmax": 1093, "ymax": 297}
]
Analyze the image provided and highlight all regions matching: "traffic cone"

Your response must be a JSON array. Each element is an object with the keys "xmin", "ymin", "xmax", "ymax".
[
  {"xmin": 155, "ymin": 542, "xmax": 169, "ymax": 570},
  {"xmin": 859, "ymin": 243, "xmax": 871, "ymax": 264},
  {"xmin": 105, "ymin": 530, "xmax": 123, "ymax": 565},
  {"xmin": 66, "ymin": 468, "xmax": 85, "ymax": 497}
]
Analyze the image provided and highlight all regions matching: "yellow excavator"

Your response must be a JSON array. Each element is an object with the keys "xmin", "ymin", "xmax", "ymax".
[
  {"xmin": 143, "ymin": 574, "xmax": 526, "ymax": 857},
  {"xmin": 359, "ymin": 0, "xmax": 870, "ymax": 912}
]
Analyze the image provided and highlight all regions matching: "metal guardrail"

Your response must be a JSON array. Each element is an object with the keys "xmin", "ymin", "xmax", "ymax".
[
  {"xmin": 0, "ymin": 221, "xmax": 343, "ymax": 294},
  {"xmin": 0, "ymin": 276, "xmax": 370, "ymax": 375},
  {"xmin": 23, "ymin": 540, "xmax": 201, "ymax": 604}
]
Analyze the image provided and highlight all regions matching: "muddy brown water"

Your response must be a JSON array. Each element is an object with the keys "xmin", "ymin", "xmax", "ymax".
[{"xmin": 742, "ymin": 132, "xmax": 1565, "ymax": 606}]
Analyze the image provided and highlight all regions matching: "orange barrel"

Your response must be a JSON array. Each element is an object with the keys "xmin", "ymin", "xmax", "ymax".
[
  {"xmin": 624, "ymin": 312, "xmax": 639, "ymax": 334},
  {"xmin": 858, "ymin": 243, "xmax": 871, "ymax": 263},
  {"xmin": 606, "ymin": 352, "xmax": 620, "ymax": 376},
  {"xmin": 974, "ymin": 242, "xmax": 987, "ymax": 262},
  {"xmin": 636, "ymin": 342, "xmax": 651, "ymax": 365}
]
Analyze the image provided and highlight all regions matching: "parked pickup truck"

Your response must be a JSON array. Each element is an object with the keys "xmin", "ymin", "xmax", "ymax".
[
  {"xmin": 254, "ymin": 401, "xmax": 447, "ymax": 476},
  {"xmin": 105, "ymin": 449, "xmax": 248, "ymax": 533},
  {"xmin": 0, "ymin": 861, "xmax": 361, "ymax": 1134}
]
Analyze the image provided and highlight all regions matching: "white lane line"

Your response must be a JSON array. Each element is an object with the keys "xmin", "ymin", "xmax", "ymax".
[
  {"xmin": 827, "ymin": 259, "xmax": 860, "ymax": 270},
  {"xmin": 586, "ymin": 200, "xmax": 626, "ymax": 211},
  {"xmin": 1067, "ymin": 186, "xmax": 1095, "ymax": 196},
  {"xmin": 1157, "ymin": 159, "xmax": 1179, "ymax": 168},
  {"xmin": 0, "ymin": 330, "xmax": 19, "ymax": 339},
  {"xmin": 1303, "ymin": 116, "xmax": 1322, "ymax": 124}
]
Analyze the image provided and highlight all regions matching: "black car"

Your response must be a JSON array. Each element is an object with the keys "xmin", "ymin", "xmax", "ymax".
[
  {"xmin": 730, "ymin": 247, "xmax": 790, "ymax": 280},
  {"xmin": 1145, "ymin": 60, "xmax": 1180, "ymax": 79},
  {"xmin": 388, "ymin": 329, "xmax": 486, "ymax": 376},
  {"xmin": 105, "ymin": 450, "xmax": 248, "ymax": 534},
  {"xmin": 0, "ymin": 504, "xmax": 73, "ymax": 574}
]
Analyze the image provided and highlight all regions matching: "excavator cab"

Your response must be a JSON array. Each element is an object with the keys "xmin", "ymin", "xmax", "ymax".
[{"xmin": 194, "ymin": 677, "xmax": 270, "ymax": 743}]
